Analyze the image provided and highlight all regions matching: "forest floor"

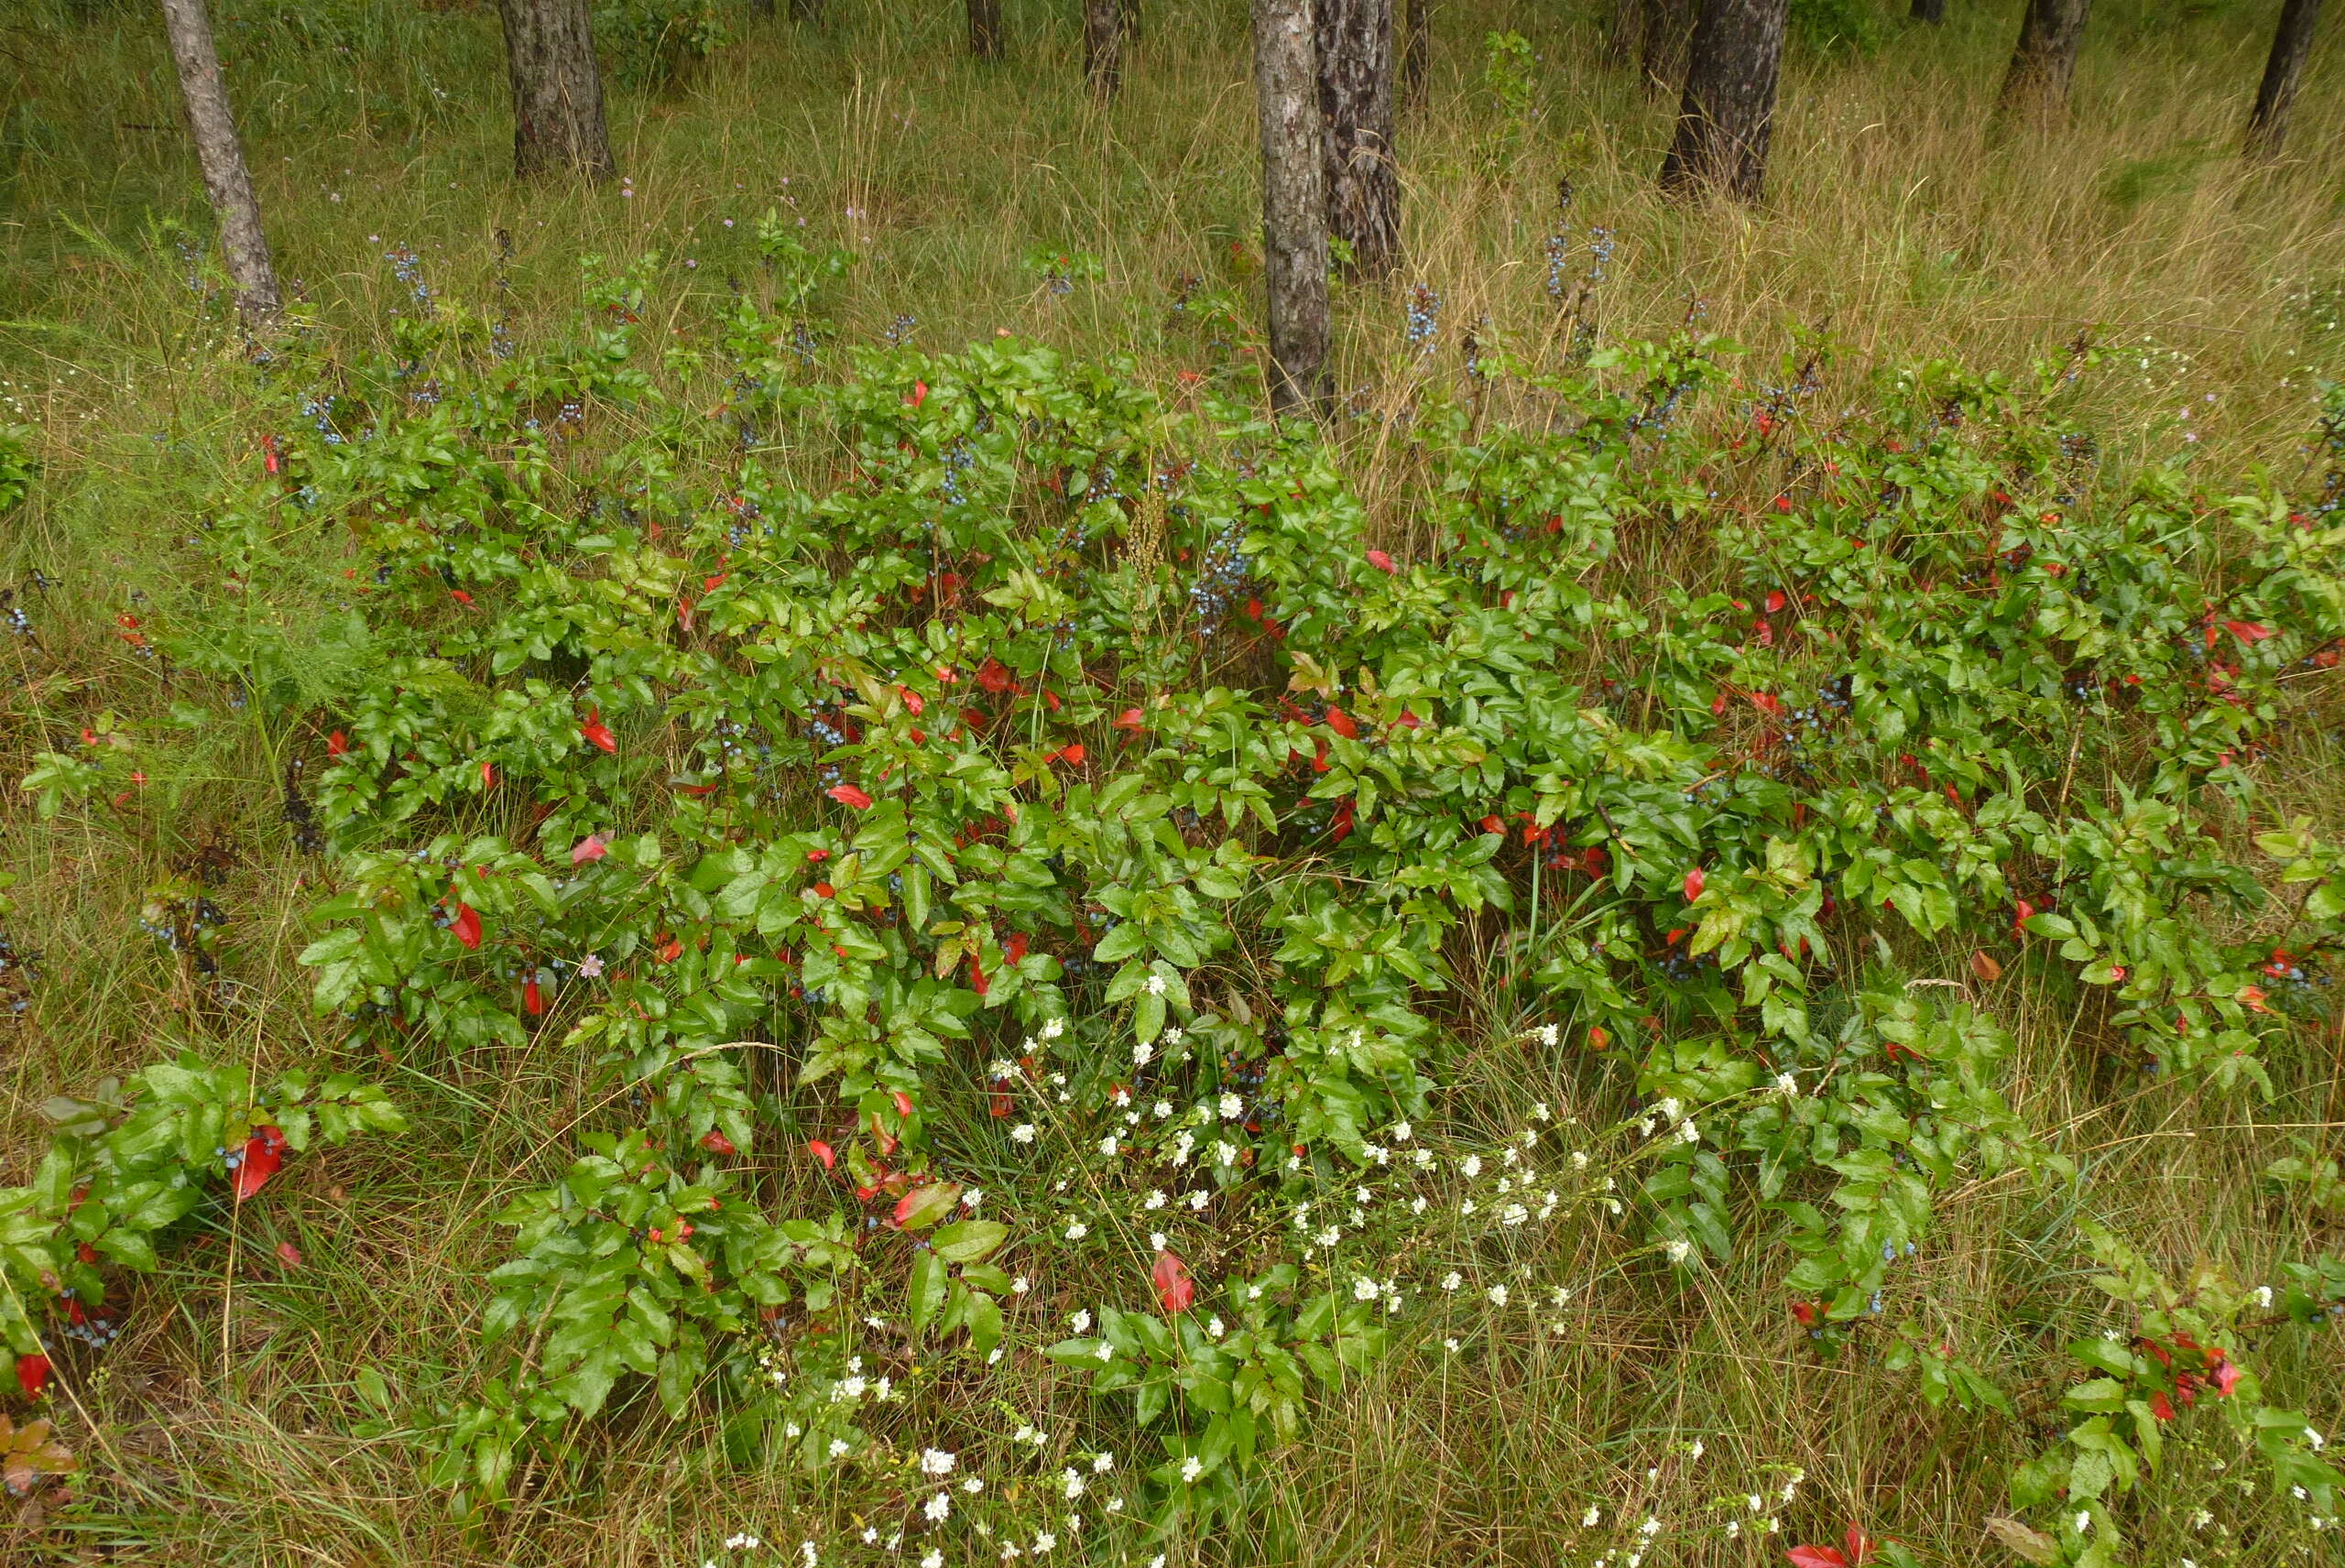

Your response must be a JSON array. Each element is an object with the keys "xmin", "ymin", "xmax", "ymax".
[{"xmin": 1, "ymin": 2, "xmax": 2344, "ymax": 1566}]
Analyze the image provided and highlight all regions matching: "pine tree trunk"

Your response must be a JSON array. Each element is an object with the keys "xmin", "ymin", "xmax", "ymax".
[
  {"xmin": 1401, "ymin": 0, "xmax": 1429, "ymax": 106},
  {"xmin": 1318, "ymin": 0, "xmax": 1400, "ymax": 278},
  {"xmin": 967, "ymin": 0, "xmax": 1003, "ymax": 58},
  {"xmin": 1658, "ymin": 0, "xmax": 1789, "ymax": 201},
  {"xmin": 496, "ymin": 0, "xmax": 612, "ymax": 180},
  {"xmin": 1606, "ymin": 0, "xmax": 1649, "ymax": 70},
  {"xmin": 1252, "ymin": 0, "xmax": 1330, "ymax": 418},
  {"xmin": 2245, "ymin": 0, "xmax": 2323, "ymax": 158},
  {"xmin": 1910, "ymin": 0, "xmax": 1947, "ymax": 20},
  {"xmin": 1085, "ymin": 0, "xmax": 1123, "ymax": 100},
  {"xmin": 158, "ymin": 0, "xmax": 278, "ymax": 322},
  {"xmin": 1997, "ymin": 0, "xmax": 2091, "ymax": 115},
  {"xmin": 1641, "ymin": 0, "xmax": 1698, "ymax": 94}
]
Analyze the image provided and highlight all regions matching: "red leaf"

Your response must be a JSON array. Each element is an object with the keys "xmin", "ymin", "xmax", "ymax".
[
  {"xmin": 1325, "ymin": 708, "xmax": 1358, "ymax": 739},
  {"xmin": 480, "ymin": 761, "xmax": 496, "ymax": 789},
  {"xmin": 233, "ymin": 1126, "xmax": 287, "ymax": 1201},
  {"xmin": 16, "ymin": 1354, "xmax": 49, "ymax": 1399},
  {"xmin": 1152, "ymin": 1249, "xmax": 1196, "ymax": 1314},
  {"xmin": 524, "ymin": 978, "xmax": 543, "ymax": 1016},
  {"xmin": 1364, "ymin": 549, "xmax": 1397, "ymax": 574},
  {"xmin": 581, "ymin": 710, "xmax": 618, "ymax": 753},
  {"xmin": 2209, "ymin": 1356, "xmax": 2241, "ymax": 1396},
  {"xmin": 572, "ymin": 833, "xmax": 609, "ymax": 866},
  {"xmin": 275, "ymin": 1240, "xmax": 303, "ymax": 1269},
  {"xmin": 908, "ymin": 380, "xmax": 929, "ymax": 408},
  {"xmin": 2224, "ymin": 620, "xmax": 2274, "ymax": 643},
  {"xmin": 1784, "ymin": 1548, "xmax": 1848, "ymax": 1568},
  {"xmin": 969, "ymin": 958, "xmax": 988, "ymax": 997},
  {"xmin": 1685, "ymin": 866, "xmax": 1706, "ymax": 901},
  {"xmin": 450, "ymin": 588, "xmax": 474, "ymax": 604},
  {"xmin": 326, "ymin": 729, "xmax": 349, "ymax": 757},
  {"xmin": 702, "ymin": 1128, "xmax": 738, "ymax": 1156},
  {"xmin": 893, "ymin": 1090, "xmax": 915, "ymax": 1119},
  {"xmin": 1750, "ymin": 691, "xmax": 1784, "ymax": 718},
  {"xmin": 827, "ymin": 783, "xmax": 874, "ymax": 810},
  {"xmin": 1006, "ymin": 931, "xmax": 1030, "ymax": 964},
  {"xmin": 2014, "ymin": 898, "xmax": 2037, "ymax": 933},
  {"xmin": 1845, "ymin": 1525, "xmax": 1874, "ymax": 1565},
  {"xmin": 899, "ymin": 685, "xmax": 925, "ymax": 714},
  {"xmin": 976, "ymin": 658, "xmax": 1015, "ymax": 694},
  {"xmin": 1764, "ymin": 589, "xmax": 1787, "ymax": 614},
  {"xmin": 2149, "ymin": 1390, "xmax": 2176, "ymax": 1421},
  {"xmin": 449, "ymin": 901, "xmax": 483, "ymax": 951},
  {"xmin": 1114, "ymin": 707, "xmax": 1145, "ymax": 734},
  {"xmin": 808, "ymin": 1139, "xmax": 836, "ymax": 1171},
  {"xmin": 1479, "ymin": 815, "xmax": 1503, "ymax": 835}
]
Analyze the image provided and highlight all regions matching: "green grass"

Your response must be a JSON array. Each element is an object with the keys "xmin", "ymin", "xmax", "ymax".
[{"xmin": 1, "ymin": 1, "xmax": 2344, "ymax": 1564}]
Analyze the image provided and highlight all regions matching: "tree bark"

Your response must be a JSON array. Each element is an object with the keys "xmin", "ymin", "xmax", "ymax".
[
  {"xmin": 2246, "ymin": 0, "xmax": 2324, "ymax": 158},
  {"xmin": 1606, "ymin": 0, "xmax": 1649, "ymax": 70},
  {"xmin": 967, "ymin": 0, "xmax": 1003, "ymax": 58},
  {"xmin": 158, "ymin": 0, "xmax": 279, "ymax": 323},
  {"xmin": 1641, "ymin": 0, "xmax": 1699, "ymax": 93},
  {"xmin": 1997, "ymin": 0, "xmax": 2091, "ymax": 116},
  {"xmin": 1252, "ymin": 0, "xmax": 1330, "ymax": 419},
  {"xmin": 1085, "ymin": 0, "xmax": 1123, "ymax": 100},
  {"xmin": 1401, "ymin": 0, "xmax": 1429, "ymax": 106},
  {"xmin": 496, "ymin": 0, "xmax": 612, "ymax": 180},
  {"xmin": 1318, "ymin": 0, "xmax": 1400, "ymax": 278},
  {"xmin": 1910, "ymin": 0, "xmax": 1947, "ymax": 21},
  {"xmin": 1657, "ymin": 0, "xmax": 1788, "ymax": 201}
]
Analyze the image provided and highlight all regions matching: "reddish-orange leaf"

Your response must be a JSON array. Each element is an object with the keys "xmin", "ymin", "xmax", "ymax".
[
  {"xmin": 1969, "ymin": 951, "xmax": 2003, "ymax": 985},
  {"xmin": 1364, "ymin": 549, "xmax": 1397, "ymax": 574},
  {"xmin": 1784, "ymin": 1547, "xmax": 1847, "ymax": 1568},
  {"xmin": 16, "ymin": 1354, "xmax": 49, "ymax": 1399},
  {"xmin": 580, "ymin": 711, "xmax": 618, "ymax": 754},
  {"xmin": 1685, "ymin": 866, "xmax": 1706, "ymax": 901},
  {"xmin": 827, "ymin": 783, "xmax": 874, "ymax": 810},
  {"xmin": 326, "ymin": 729, "xmax": 349, "ymax": 757},
  {"xmin": 899, "ymin": 686, "xmax": 925, "ymax": 714},
  {"xmin": 233, "ymin": 1127, "xmax": 287, "ymax": 1201},
  {"xmin": 702, "ymin": 1128, "xmax": 738, "ymax": 1156},
  {"xmin": 573, "ymin": 833, "xmax": 609, "ymax": 866},
  {"xmin": 275, "ymin": 1240, "xmax": 303, "ymax": 1269},
  {"xmin": 808, "ymin": 1139, "xmax": 836, "ymax": 1171},
  {"xmin": 450, "ymin": 901, "xmax": 483, "ymax": 951},
  {"xmin": 1152, "ymin": 1249, "xmax": 1196, "ymax": 1314},
  {"xmin": 1325, "ymin": 708, "xmax": 1358, "ymax": 739}
]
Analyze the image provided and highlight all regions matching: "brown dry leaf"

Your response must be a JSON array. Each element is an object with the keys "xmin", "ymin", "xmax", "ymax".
[
  {"xmin": 0, "ymin": 1412, "xmax": 75, "ymax": 1497},
  {"xmin": 1969, "ymin": 950, "xmax": 2004, "ymax": 985},
  {"xmin": 1982, "ymin": 1515, "xmax": 2058, "ymax": 1565}
]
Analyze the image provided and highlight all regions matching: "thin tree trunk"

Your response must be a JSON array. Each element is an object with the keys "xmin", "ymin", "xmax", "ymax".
[
  {"xmin": 496, "ymin": 0, "xmax": 612, "ymax": 180},
  {"xmin": 1997, "ymin": 0, "xmax": 2091, "ymax": 115},
  {"xmin": 1085, "ymin": 0, "xmax": 1123, "ymax": 100},
  {"xmin": 1318, "ymin": 0, "xmax": 1400, "ymax": 278},
  {"xmin": 1910, "ymin": 0, "xmax": 1947, "ymax": 20},
  {"xmin": 1641, "ymin": 0, "xmax": 1697, "ymax": 94},
  {"xmin": 1252, "ymin": 0, "xmax": 1330, "ymax": 418},
  {"xmin": 1657, "ymin": 0, "xmax": 1789, "ymax": 201},
  {"xmin": 158, "ymin": 0, "xmax": 278, "ymax": 323},
  {"xmin": 968, "ymin": 0, "xmax": 1003, "ymax": 58},
  {"xmin": 2246, "ymin": 0, "xmax": 2324, "ymax": 158},
  {"xmin": 1401, "ymin": 0, "xmax": 1429, "ymax": 106},
  {"xmin": 1606, "ymin": 0, "xmax": 1649, "ymax": 69}
]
